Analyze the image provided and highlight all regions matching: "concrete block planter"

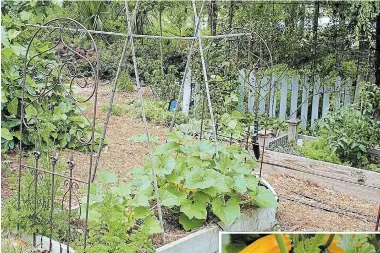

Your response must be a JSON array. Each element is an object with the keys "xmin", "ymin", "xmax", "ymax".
[{"xmin": 156, "ymin": 207, "xmax": 277, "ymax": 253}]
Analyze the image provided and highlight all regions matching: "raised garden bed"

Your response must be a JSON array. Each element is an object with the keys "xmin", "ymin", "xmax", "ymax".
[
  {"xmin": 263, "ymin": 134, "xmax": 380, "ymax": 202},
  {"xmin": 156, "ymin": 206, "xmax": 276, "ymax": 253}
]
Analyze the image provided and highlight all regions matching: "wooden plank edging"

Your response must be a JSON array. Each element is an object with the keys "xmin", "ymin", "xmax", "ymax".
[{"xmin": 263, "ymin": 150, "xmax": 380, "ymax": 189}]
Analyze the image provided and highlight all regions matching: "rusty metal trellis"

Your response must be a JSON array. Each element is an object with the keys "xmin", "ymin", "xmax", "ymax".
[{"xmin": 18, "ymin": 18, "xmax": 99, "ymax": 252}]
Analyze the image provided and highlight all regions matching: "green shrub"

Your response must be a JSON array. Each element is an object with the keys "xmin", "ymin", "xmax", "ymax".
[
  {"xmin": 296, "ymin": 137, "xmax": 341, "ymax": 164},
  {"xmin": 102, "ymin": 103, "xmax": 128, "ymax": 116},
  {"xmin": 129, "ymin": 99, "xmax": 188, "ymax": 126},
  {"xmin": 118, "ymin": 73, "xmax": 135, "ymax": 92},
  {"xmin": 317, "ymin": 106, "xmax": 380, "ymax": 167}
]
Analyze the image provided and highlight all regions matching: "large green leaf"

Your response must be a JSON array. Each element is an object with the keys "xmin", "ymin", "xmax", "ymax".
[
  {"xmin": 180, "ymin": 199, "xmax": 207, "ymax": 219},
  {"xmin": 133, "ymin": 206, "xmax": 151, "ymax": 219},
  {"xmin": 159, "ymin": 188, "xmax": 181, "ymax": 207},
  {"xmin": 249, "ymin": 186, "xmax": 278, "ymax": 208},
  {"xmin": 7, "ymin": 29, "xmax": 21, "ymax": 40},
  {"xmin": 110, "ymin": 182, "xmax": 132, "ymax": 197},
  {"xmin": 20, "ymin": 11, "xmax": 32, "ymax": 21},
  {"xmin": 184, "ymin": 168, "xmax": 214, "ymax": 189},
  {"xmin": 144, "ymin": 216, "xmax": 162, "ymax": 234},
  {"xmin": 97, "ymin": 171, "xmax": 118, "ymax": 184},
  {"xmin": 178, "ymin": 213, "xmax": 204, "ymax": 231},
  {"xmin": 211, "ymin": 197, "xmax": 240, "ymax": 226},
  {"xmin": 1, "ymin": 128, "xmax": 13, "ymax": 140},
  {"xmin": 8, "ymin": 97, "xmax": 18, "ymax": 115}
]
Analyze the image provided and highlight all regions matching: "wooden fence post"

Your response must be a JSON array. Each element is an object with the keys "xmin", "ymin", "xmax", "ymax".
[
  {"xmin": 290, "ymin": 75, "xmax": 299, "ymax": 120},
  {"xmin": 248, "ymin": 69, "xmax": 256, "ymax": 114},
  {"xmin": 344, "ymin": 77, "xmax": 351, "ymax": 106},
  {"xmin": 311, "ymin": 75, "xmax": 320, "ymax": 126},
  {"xmin": 322, "ymin": 85, "xmax": 330, "ymax": 117},
  {"xmin": 269, "ymin": 73, "xmax": 277, "ymax": 117},
  {"xmin": 279, "ymin": 74, "xmax": 288, "ymax": 120},
  {"xmin": 259, "ymin": 74, "xmax": 267, "ymax": 115},
  {"xmin": 300, "ymin": 75, "xmax": 309, "ymax": 130},
  {"xmin": 238, "ymin": 69, "xmax": 245, "ymax": 112}
]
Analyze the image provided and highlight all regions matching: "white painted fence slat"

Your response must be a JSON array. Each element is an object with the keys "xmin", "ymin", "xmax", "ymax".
[
  {"xmin": 322, "ymin": 86, "xmax": 330, "ymax": 117},
  {"xmin": 182, "ymin": 68, "xmax": 192, "ymax": 115},
  {"xmin": 289, "ymin": 75, "xmax": 299, "ymax": 120},
  {"xmin": 269, "ymin": 73, "xmax": 277, "ymax": 117},
  {"xmin": 311, "ymin": 75, "xmax": 320, "ymax": 126},
  {"xmin": 279, "ymin": 75, "xmax": 288, "ymax": 120},
  {"xmin": 259, "ymin": 74, "xmax": 267, "ymax": 115},
  {"xmin": 300, "ymin": 76, "xmax": 309, "ymax": 130},
  {"xmin": 354, "ymin": 78, "xmax": 360, "ymax": 104},
  {"xmin": 344, "ymin": 78, "xmax": 351, "ymax": 106},
  {"xmin": 238, "ymin": 69, "xmax": 246, "ymax": 112},
  {"xmin": 248, "ymin": 69, "xmax": 256, "ymax": 114},
  {"xmin": 335, "ymin": 76, "xmax": 341, "ymax": 107}
]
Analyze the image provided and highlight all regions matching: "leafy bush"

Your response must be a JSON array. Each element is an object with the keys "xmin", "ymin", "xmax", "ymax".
[
  {"xmin": 317, "ymin": 106, "xmax": 380, "ymax": 167},
  {"xmin": 128, "ymin": 99, "xmax": 188, "ymax": 126},
  {"xmin": 133, "ymin": 131, "xmax": 277, "ymax": 230},
  {"xmin": 118, "ymin": 72, "xmax": 135, "ymax": 92},
  {"xmin": 296, "ymin": 137, "xmax": 341, "ymax": 164},
  {"xmin": 1, "ymin": 1, "xmax": 100, "ymax": 153}
]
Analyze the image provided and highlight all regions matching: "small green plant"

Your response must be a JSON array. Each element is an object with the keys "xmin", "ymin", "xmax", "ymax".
[
  {"xmin": 118, "ymin": 72, "xmax": 135, "ymax": 92},
  {"xmin": 296, "ymin": 137, "xmax": 341, "ymax": 164},
  {"xmin": 128, "ymin": 99, "xmax": 188, "ymax": 126},
  {"xmin": 78, "ymin": 171, "xmax": 160, "ymax": 253},
  {"xmin": 102, "ymin": 103, "xmax": 128, "ymax": 116},
  {"xmin": 2, "ymin": 152, "xmax": 75, "ymax": 244}
]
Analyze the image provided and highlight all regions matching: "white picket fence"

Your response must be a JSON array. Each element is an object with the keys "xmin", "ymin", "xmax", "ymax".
[
  {"xmin": 180, "ymin": 68, "xmax": 361, "ymax": 130},
  {"xmin": 237, "ymin": 69, "xmax": 361, "ymax": 129}
]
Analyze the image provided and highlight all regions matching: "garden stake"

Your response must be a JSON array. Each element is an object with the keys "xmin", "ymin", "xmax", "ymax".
[
  {"xmin": 169, "ymin": 0, "xmax": 205, "ymax": 132},
  {"xmin": 125, "ymin": 0, "xmax": 166, "ymax": 244},
  {"xmin": 92, "ymin": 1, "xmax": 139, "ymax": 183},
  {"xmin": 192, "ymin": 0, "xmax": 219, "ymax": 158}
]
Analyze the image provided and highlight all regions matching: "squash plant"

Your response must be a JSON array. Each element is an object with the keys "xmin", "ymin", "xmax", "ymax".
[{"xmin": 133, "ymin": 131, "xmax": 277, "ymax": 230}]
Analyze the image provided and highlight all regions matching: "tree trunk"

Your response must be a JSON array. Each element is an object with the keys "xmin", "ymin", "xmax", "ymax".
[
  {"xmin": 312, "ymin": 1, "xmax": 319, "ymax": 71},
  {"xmin": 375, "ymin": 13, "xmax": 380, "ymax": 87},
  {"xmin": 209, "ymin": 0, "xmax": 217, "ymax": 36}
]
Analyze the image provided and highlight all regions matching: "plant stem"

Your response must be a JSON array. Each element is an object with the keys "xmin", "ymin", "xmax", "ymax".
[
  {"xmin": 320, "ymin": 234, "xmax": 335, "ymax": 250},
  {"xmin": 275, "ymin": 234, "xmax": 288, "ymax": 253}
]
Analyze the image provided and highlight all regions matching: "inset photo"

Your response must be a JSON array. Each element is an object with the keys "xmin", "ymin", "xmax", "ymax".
[{"xmin": 220, "ymin": 233, "xmax": 380, "ymax": 253}]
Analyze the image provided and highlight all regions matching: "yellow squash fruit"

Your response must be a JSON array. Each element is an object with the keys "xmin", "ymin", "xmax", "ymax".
[{"xmin": 239, "ymin": 234, "xmax": 292, "ymax": 253}]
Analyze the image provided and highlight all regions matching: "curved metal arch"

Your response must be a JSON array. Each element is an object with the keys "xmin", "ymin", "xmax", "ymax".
[{"xmin": 18, "ymin": 17, "xmax": 100, "ymax": 252}]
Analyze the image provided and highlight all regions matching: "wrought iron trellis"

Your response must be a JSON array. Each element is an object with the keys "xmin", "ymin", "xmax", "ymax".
[{"xmin": 18, "ymin": 18, "xmax": 99, "ymax": 252}]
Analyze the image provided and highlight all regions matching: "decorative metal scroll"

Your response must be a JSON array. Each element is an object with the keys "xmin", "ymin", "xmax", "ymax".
[{"xmin": 18, "ymin": 18, "xmax": 99, "ymax": 252}]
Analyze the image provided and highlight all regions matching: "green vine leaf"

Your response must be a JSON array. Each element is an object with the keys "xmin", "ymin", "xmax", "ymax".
[
  {"xmin": 97, "ymin": 171, "xmax": 118, "ymax": 184},
  {"xmin": 144, "ymin": 216, "xmax": 162, "ymax": 234},
  {"xmin": 180, "ymin": 199, "xmax": 207, "ymax": 220},
  {"xmin": 249, "ymin": 186, "xmax": 278, "ymax": 208},
  {"xmin": 179, "ymin": 213, "xmax": 204, "ymax": 231},
  {"xmin": 212, "ymin": 197, "xmax": 240, "ymax": 226}
]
